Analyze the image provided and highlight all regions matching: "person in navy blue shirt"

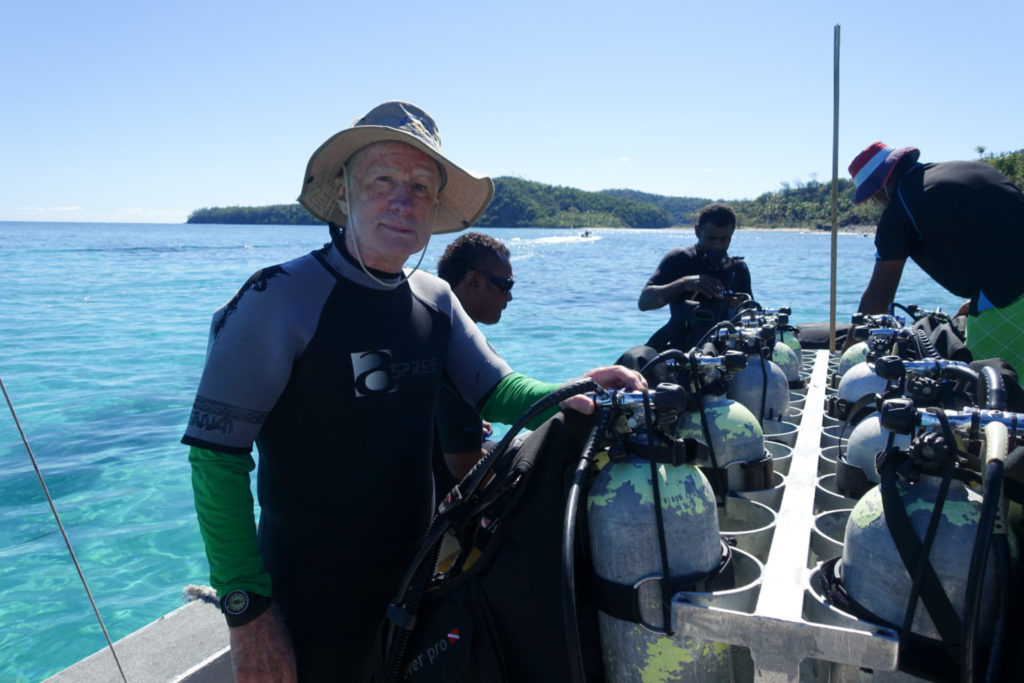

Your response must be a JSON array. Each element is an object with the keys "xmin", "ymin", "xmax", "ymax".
[{"xmin": 848, "ymin": 141, "xmax": 1024, "ymax": 371}]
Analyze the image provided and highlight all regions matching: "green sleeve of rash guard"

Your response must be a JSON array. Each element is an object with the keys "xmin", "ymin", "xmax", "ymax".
[
  {"xmin": 188, "ymin": 447, "xmax": 272, "ymax": 598},
  {"xmin": 480, "ymin": 372, "xmax": 563, "ymax": 430}
]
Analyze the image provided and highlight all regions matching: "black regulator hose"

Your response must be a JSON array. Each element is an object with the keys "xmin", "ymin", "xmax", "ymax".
[
  {"xmin": 937, "ymin": 363, "xmax": 982, "ymax": 409},
  {"xmin": 913, "ymin": 327, "xmax": 942, "ymax": 360},
  {"xmin": 758, "ymin": 345, "xmax": 769, "ymax": 423},
  {"xmin": 892, "ymin": 301, "xmax": 914, "ymax": 319},
  {"xmin": 639, "ymin": 348, "xmax": 689, "ymax": 378},
  {"xmin": 695, "ymin": 320, "xmax": 738, "ymax": 349},
  {"xmin": 729, "ymin": 298, "xmax": 762, "ymax": 322},
  {"xmin": 940, "ymin": 363, "xmax": 981, "ymax": 387},
  {"xmin": 380, "ymin": 378, "xmax": 598, "ymax": 683},
  {"xmin": 378, "ymin": 522, "xmax": 445, "ymax": 683},
  {"xmin": 457, "ymin": 378, "xmax": 599, "ymax": 507},
  {"xmin": 562, "ymin": 409, "xmax": 612, "ymax": 683},
  {"xmin": 979, "ymin": 365, "xmax": 1007, "ymax": 411},
  {"xmin": 689, "ymin": 350, "xmax": 728, "ymax": 496},
  {"xmin": 962, "ymin": 423, "xmax": 1009, "ymax": 683},
  {"xmin": 984, "ymin": 536, "xmax": 1011, "ymax": 683}
]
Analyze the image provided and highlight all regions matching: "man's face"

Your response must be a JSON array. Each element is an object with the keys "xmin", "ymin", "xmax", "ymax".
[
  {"xmin": 462, "ymin": 254, "xmax": 514, "ymax": 325},
  {"xmin": 339, "ymin": 141, "xmax": 442, "ymax": 271},
  {"xmin": 695, "ymin": 221, "xmax": 735, "ymax": 253}
]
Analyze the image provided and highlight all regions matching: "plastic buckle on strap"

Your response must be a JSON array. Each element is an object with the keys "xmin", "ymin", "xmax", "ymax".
[
  {"xmin": 438, "ymin": 485, "xmax": 463, "ymax": 515},
  {"xmin": 826, "ymin": 395, "xmax": 849, "ymax": 420},
  {"xmin": 590, "ymin": 571, "xmax": 671, "ymax": 634},
  {"xmin": 736, "ymin": 451, "xmax": 774, "ymax": 491},
  {"xmin": 674, "ymin": 437, "xmax": 700, "ymax": 466},
  {"xmin": 607, "ymin": 441, "xmax": 629, "ymax": 464},
  {"xmin": 835, "ymin": 456, "xmax": 873, "ymax": 499},
  {"xmin": 631, "ymin": 573, "xmax": 673, "ymax": 635},
  {"xmin": 386, "ymin": 603, "xmax": 417, "ymax": 632}
]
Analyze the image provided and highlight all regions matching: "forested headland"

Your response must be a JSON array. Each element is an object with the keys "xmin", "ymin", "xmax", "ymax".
[{"xmin": 187, "ymin": 149, "xmax": 1024, "ymax": 229}]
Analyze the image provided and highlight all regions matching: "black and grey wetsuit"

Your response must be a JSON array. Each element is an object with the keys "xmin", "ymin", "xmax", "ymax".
[{"xmin": 183, "ymin": 229, "xmax": 512, "ymax": 678}]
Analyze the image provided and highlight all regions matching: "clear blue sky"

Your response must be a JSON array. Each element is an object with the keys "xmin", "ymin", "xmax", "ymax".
[{"xmin": 2, "ymin": 0, "xmax": 1020, "ymax": 223}]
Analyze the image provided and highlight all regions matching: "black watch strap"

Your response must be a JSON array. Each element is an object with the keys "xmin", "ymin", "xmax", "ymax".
[{"xmin": 220, "ymin": 590, "xmax": 272, "ymax": 628}]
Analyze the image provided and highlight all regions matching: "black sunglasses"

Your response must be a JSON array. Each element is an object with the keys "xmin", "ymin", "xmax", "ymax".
[{"xmin": 471, "ymin": 268, "xmax": 514, "ymax": 293}]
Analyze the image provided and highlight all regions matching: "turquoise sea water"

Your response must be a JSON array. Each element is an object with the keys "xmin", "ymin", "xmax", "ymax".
[{"xmin": 0, "ymin": 222, "xmax": 962, "ymax": 680}]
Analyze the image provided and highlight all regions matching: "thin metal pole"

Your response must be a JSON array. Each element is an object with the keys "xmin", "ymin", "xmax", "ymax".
[
  {"xmin": 829, "ymin": 25, "xmax": 841, "ymax": 352},
  {"xmin": 0, "ymin": 375, "xmax": 129, "ymax": 682}
]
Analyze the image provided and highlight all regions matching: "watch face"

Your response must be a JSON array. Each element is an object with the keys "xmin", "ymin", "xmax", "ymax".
[{"xmin": 224, "ymin": 590, "xmax": 250, "ymax": 615}]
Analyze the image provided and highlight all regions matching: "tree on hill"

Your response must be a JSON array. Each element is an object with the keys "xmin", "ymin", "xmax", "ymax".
[
  {"xmin": 475, "ymin": 177, "xmax": 673, "ymax": 228},
  {"xmin": 188, "ymin": 204, "xmax": 319, "ymax": 224},
  {"xmin": 730, "ymin": 177, "xmax": 880, "ymax": 228},
  {"xmin": 599, "ymin": 189, "xmax": 709, "ymax": 226},
  {"xmin": 979, "ymin": 149, "xmax": 1024, "ymax": 190}
]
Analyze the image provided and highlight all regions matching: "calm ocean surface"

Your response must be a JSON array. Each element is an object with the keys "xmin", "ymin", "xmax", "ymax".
[{"xmin": 0, "ymin": 221, "xmax": 962, "ymax": 680}]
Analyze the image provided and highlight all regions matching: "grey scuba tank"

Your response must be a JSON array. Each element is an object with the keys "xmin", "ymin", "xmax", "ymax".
[
  {"xmin": 771, "ymin": 341, "xmax": 803, "ymax": 389},
  {"xmin": 777, "ymin": 326, "xmax": 801, "ymax": 355},
  {"xmin": 835, "ymin": 414, "xmax": 911, "ymax": 497},
  {"xmin": 586, "ymin": 456, "xmax": 731, "ymax": 682},
  {"xmin": 826, "ymin": 412, "xmax": 1011, "ymax": 683},
  {"xmin": 673, "ymin": 392, "xmax": 769, "ymax": 495},
  {"xmin": 832, "ymin": 471, "xmax": 996, "ymax": 683},
  {"xmin": 726, "ymin": 355, "xmax": 790, "ymax": 423},
  {"xmin": 832, "ymin": 361, "xmax": 890, "ymax": 422},
  {"xmin": 838, "ymin": 342, "xmax": 868, "ymax": 377}
]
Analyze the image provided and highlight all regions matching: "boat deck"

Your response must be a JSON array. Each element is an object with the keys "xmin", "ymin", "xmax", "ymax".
[
  {"xmin": 48, "ymin": 350, "xmax": 895, "ymax": 682},
  {"xmin": 43, "ymin": 598, "xmax": 229, "ymax": 683}
]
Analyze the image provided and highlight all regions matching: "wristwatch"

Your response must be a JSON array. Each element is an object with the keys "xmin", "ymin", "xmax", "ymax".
[{"xmin": 220, "ymin": 590, "xmax": 272, "ymax": 628}]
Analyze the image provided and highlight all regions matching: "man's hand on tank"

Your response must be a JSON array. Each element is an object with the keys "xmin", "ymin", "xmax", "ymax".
[{"xmin": 561, "ymin": 366, "xmax": 648, "ymax": 414}]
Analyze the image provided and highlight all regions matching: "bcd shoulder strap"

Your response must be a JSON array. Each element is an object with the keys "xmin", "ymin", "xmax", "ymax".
[{"xmin": 877, "ymin": 462, "xmax": 963, "ymax": 649}]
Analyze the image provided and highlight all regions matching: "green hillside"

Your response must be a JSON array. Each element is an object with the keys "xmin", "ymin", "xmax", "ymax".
[
  {"xmin": 475, "ymin": 177, "xmax": 672, "ymax": 228},
  {"xmin": 186, "ymin": 203, "xmax": 320, "ymax": 225},
  {"xmin": 186, "ymin": 150, "xmax": 1023, "ymax": 228}
]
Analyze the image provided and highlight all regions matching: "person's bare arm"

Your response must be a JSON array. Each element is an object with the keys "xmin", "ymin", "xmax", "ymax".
[
  {"xmin": 858, "ymin": 259, "xmax": 906, "ymax": 315},
  {"xmin": 229, "ymin": 607, "xmax": 297, "ymax": 682},
  {"xmin": 638, "ymin": 275, "xmax": 724, "ymax": 310},
  {"xmin": 445, "ymin": 449, "xmax": 487, "ymax": 480}
]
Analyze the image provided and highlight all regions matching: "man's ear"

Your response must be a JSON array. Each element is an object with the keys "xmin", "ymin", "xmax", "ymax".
[
  {"xmin": 336, "ymin": 181, "xmax": 348, "ymax": 216},
  {"xmin": 694, "ymin": 224, "xmax": 702, "ymax": 239},
  {"xmin": 463, "ymin": 269, "xmax": 483, "ymax": 290}
]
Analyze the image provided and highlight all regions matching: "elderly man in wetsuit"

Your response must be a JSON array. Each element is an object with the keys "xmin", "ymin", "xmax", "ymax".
[
  {"xmin": 182, "ymin": 102, "xmax": 644, "ymax": 682},
  {"xmin": 848, "ymin": 142, "xmax": 1024, "ymax": 371},
  {"xmin": 638, "ymin": 202, "xmax": 752, "ymax": 352}
]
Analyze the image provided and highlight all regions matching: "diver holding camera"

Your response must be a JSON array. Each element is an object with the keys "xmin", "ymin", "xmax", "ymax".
[{"xmin": 639, "ymin": 202, "xmax": 752, "ymax": 352}]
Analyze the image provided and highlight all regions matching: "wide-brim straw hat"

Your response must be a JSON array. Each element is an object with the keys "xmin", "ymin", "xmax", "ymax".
[
  {"xmin": 848, "ymin": 141, "xmax": 920, "ymax": 204},
  {"xmin": 298, "ymin": 101, "xmax": 494, "ymax": 234}
]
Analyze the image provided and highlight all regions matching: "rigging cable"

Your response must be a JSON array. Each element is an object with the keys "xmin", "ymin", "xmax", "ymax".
[{"xmin": 0, "ymin": 374, "xmax": 129, "ymax": 683}]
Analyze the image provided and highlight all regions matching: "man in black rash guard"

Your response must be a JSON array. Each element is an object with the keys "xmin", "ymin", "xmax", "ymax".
[
  {"xmin": 638, "ymin": 202, "xmax": 752, "ymax": 351},
  {"xmin": 182, "ymin": 101, "xmax": 645, "ymax": 681},
  {"xmin": 847, "ymin": 141, "xmax": 1024, "ymax": 372}
]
